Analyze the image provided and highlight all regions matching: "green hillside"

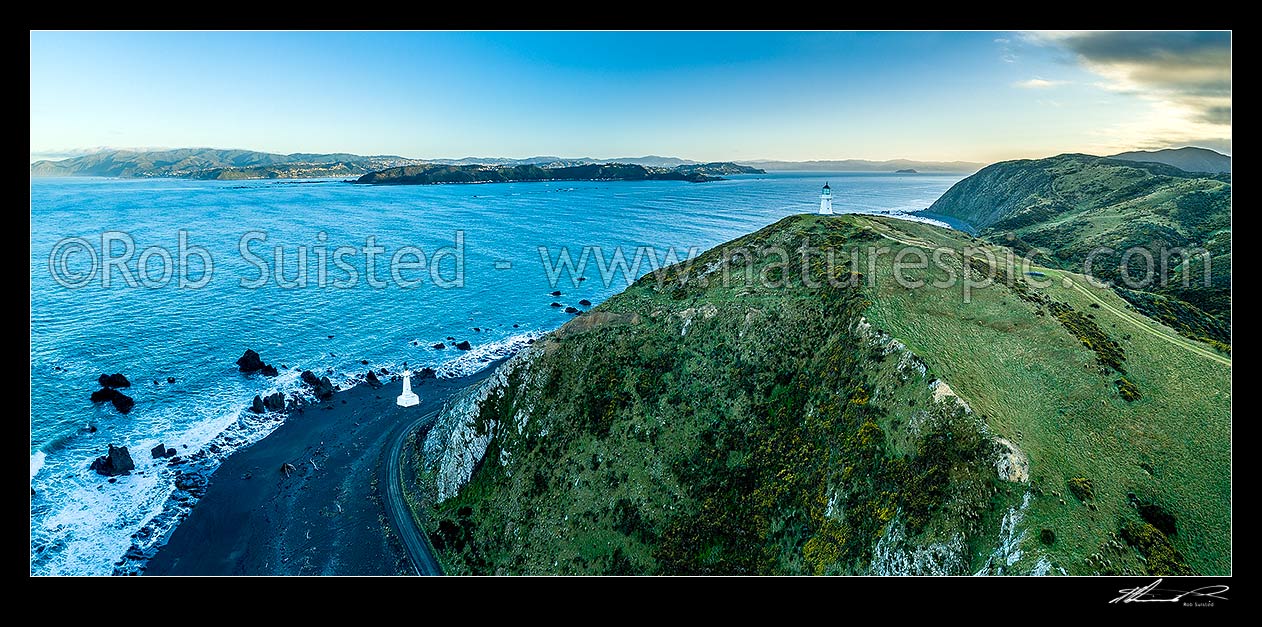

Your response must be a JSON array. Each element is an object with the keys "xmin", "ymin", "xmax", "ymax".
[
  {"xmin": 923, "ymin": 154, "xmax": 1231, "ymax": 347},
  {"xmin": 406, "ymin": 214, "xmax": 1230, "ymax": 576}
]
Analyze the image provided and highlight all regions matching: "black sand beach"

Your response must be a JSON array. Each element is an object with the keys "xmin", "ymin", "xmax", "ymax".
[{"xmin": 146, "ymin": 367, "xmax": 498, "ymax": 575}]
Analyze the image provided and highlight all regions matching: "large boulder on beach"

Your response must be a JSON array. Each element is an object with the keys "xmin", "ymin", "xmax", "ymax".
[
  {"xmin": 365, "ymin": 370, "xmax": 382, "ymax": 389},
  {"xmin": 299, "ymin": 370, "xmax": 335, "ymax": 399},
  {"xmin": 98, "ymin": 373, "xmax": 131, "ymax": 388},
  {"xmin": 236, "ymin": 349, "xmax": 265, "ymax": 372},
  {"xmin": 90, "ymin": 444, "xmax": 135, "ymax": 476},
  {"xmin": 315, "ymin": 376, "xmax": 335, "ymax": 400},
  {"xmin": 264, "ymin": 392, "xmax": 285, "ymax": 412}
]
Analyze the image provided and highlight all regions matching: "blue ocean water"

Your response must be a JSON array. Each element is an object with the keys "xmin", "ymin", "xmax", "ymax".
[{"xmin": 29, "ymin": 171, "xmax": 964, "ymax": 575}]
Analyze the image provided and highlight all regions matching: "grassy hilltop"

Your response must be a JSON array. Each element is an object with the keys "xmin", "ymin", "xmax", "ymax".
[
  {"xmin": 406, "ymin": 213, "xmax": 1230, "ymax": 576},
  {"xmin": 925, "ymin": 154, "xmax": 1231, "ymax": 348}
]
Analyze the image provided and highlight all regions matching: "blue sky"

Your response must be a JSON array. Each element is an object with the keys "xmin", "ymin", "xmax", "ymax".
[{"xmin": 29, "ymin": 31, "xmax": 1231, "ymax": 163}]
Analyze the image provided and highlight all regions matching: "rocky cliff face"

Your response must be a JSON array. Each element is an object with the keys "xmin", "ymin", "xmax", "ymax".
[{"xmin": 422, "ymin": 345, "xmax": 542, "ymax": 501}]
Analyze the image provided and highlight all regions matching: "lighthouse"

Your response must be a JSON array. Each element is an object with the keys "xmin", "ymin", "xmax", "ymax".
[
  {"xmin": 397, "ymin": 369, "xmax": 420, "ymax": 407},
  {"xmin": 819, "ymin": 182, "xmax": 833, "ymax": 215}
]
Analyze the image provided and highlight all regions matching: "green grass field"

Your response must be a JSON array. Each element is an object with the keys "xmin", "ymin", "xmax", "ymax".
[{"xmin": 862, "ymin": 216, "xmax": 1230, "ymax": 574}]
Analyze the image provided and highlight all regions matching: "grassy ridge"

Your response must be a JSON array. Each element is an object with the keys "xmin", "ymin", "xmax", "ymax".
[
  {"xmin": 418, "ymin": 214, "xmax": 1230, "ymax": 575},
  {"xmin": 421, "ymin": 215, "xmax": 1001, "ymax": 575},
  {"xmin": 925, "ymin": 154, "xmax": 1231, "ymax": 346},
  {"xmin": 862, "ymin": 217, "xmax": 1230, "ymax": 574}
]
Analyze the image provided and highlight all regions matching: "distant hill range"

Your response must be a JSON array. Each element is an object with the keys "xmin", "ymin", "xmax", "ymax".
[
  {"xmin": 737, "ymin": 158, "xmax": 984, "ymax": 173},
  {"xmin": 29, "ymin": 148, "xmax": 765, "ymax": 180},
  {"xmin": 1106, "ymin": 147, "xmax": 1231, "ymax": 174},
  {"xmin": 29, "ymin": 148, "xmax": 424, "ymax": 179},
  {"xmin": 427, "ymin": 155, "xmax": 700, "ymax": 168},
  {"xmin": 356, "ymin": 162, "xmax": 762, "ymax": 185}
]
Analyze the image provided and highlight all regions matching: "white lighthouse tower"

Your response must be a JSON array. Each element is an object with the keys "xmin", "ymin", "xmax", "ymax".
[
  {"xmin": 396, "ymin": 369, "xmax": 420, "ymax": 407},
  {"xmin": 819, "ymin": 182, "xmax": 833, "ymax": 215}
]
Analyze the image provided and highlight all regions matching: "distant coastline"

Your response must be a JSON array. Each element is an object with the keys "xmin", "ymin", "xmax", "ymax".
[
  {"xmin": 354, "ymin": 162, "xmax": 762, "ymax": 185},
  {"xmin": 29, "ymin": 147, "xmax": 984, "ymax": 181}
]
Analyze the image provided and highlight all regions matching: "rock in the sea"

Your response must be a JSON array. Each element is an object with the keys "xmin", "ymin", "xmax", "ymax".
[
  {"xmin": 174, "ymin": 472, "xmax": 207, "ymax": 494},
  {"xmin": 111, "ymin": 392, "xmax": 135, "ymax": 414},
  {"xmin": 260, "ymin": 364, "xmax": 279, "ymax": 377},
  {"xmin": 90, "ymin": 388, "xmax": 117, "ymax": 403},
  {"xmin": 365, "ymin": 370, "xmax": 383, "ymax": 389},
  {"xmin": 455, "ymin": 341, "xmax": 472, "ymax": 351},
  {"xmin": 433, "ymin": 342, "xmax": 446, "ymax": 350},
  {"xmin": 98, "ymin": 373, "xmax": 131, "ymax": 388},
  {"xmin": 167, "ymin": 377, "xmax": 176, "ymax": 384},
  {"xmin": 565, "ymin": 306, "xmax": 579, "ymax": 314},
  {"xmin": 473, "ymin": 327, "xmax": 481, "ymax": 332},
  {"xmin": 550, "ymin": 290, "xmax": 562, "ymax": 296},
  {"xmin": 419, "ymin": 367, "xmax": 437, "ymax": 379},
  {"xmin": 300, "ymin": 370, "xmax": 321, "ymax": 386},
  {"xmin": 264, "ymin": 392, "xmax": 285, "ymax": 412},
  {"xmin": 361, "ymin": 359, "xmax": 369, "ymax": 365},
  {"xmin": 236, "ymin": 349, "xmax": 265, "ymax": 372},
  {"xmin": 550, "ymin": 302, "xmax": 562, "ymax": 308},
  {"xmin": 250, "ymin": 395, "xmax": 265, "ymax": 414},
  {"xmin": 90, "ymin": 445, "xmax": 135, "ymax": 476},
  {"xmin": 150, "ymin": 443, "xmax": 174, "ymax": 459},
  {"xmin": 579, "ymin": 299, "xmax": 592, "ymax": 307}
]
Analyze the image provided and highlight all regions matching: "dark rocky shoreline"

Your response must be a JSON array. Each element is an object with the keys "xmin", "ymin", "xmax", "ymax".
[{"xmin": 138, "ymin": 364, "xmax": 503, "ymax": 575}]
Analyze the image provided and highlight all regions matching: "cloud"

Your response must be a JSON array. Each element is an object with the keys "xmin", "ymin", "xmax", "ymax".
[
  {"xmin": 1013, "ymin": 78, "xmax": 1066, "ymax": 89},
  {"xmin": 1028, "ymin": 31, "xmax": 1230, "ymax": 151},
  {"xmin": 1031, "ymin": 31, "xmax": 1230, "ymax": 122}
]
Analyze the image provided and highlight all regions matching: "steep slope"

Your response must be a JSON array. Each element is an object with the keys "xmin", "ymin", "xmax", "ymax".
[
  {"xmin": 407, "ymin": 214, "xmax": 1230, "ymax": 576},
  {"xmin": 923, "ymin": 154, "xmax": 1231, "ymax": 347},
  {"xmin": 1109, "ymin": 147, "xmax": 1231, "ymax": 174}
]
